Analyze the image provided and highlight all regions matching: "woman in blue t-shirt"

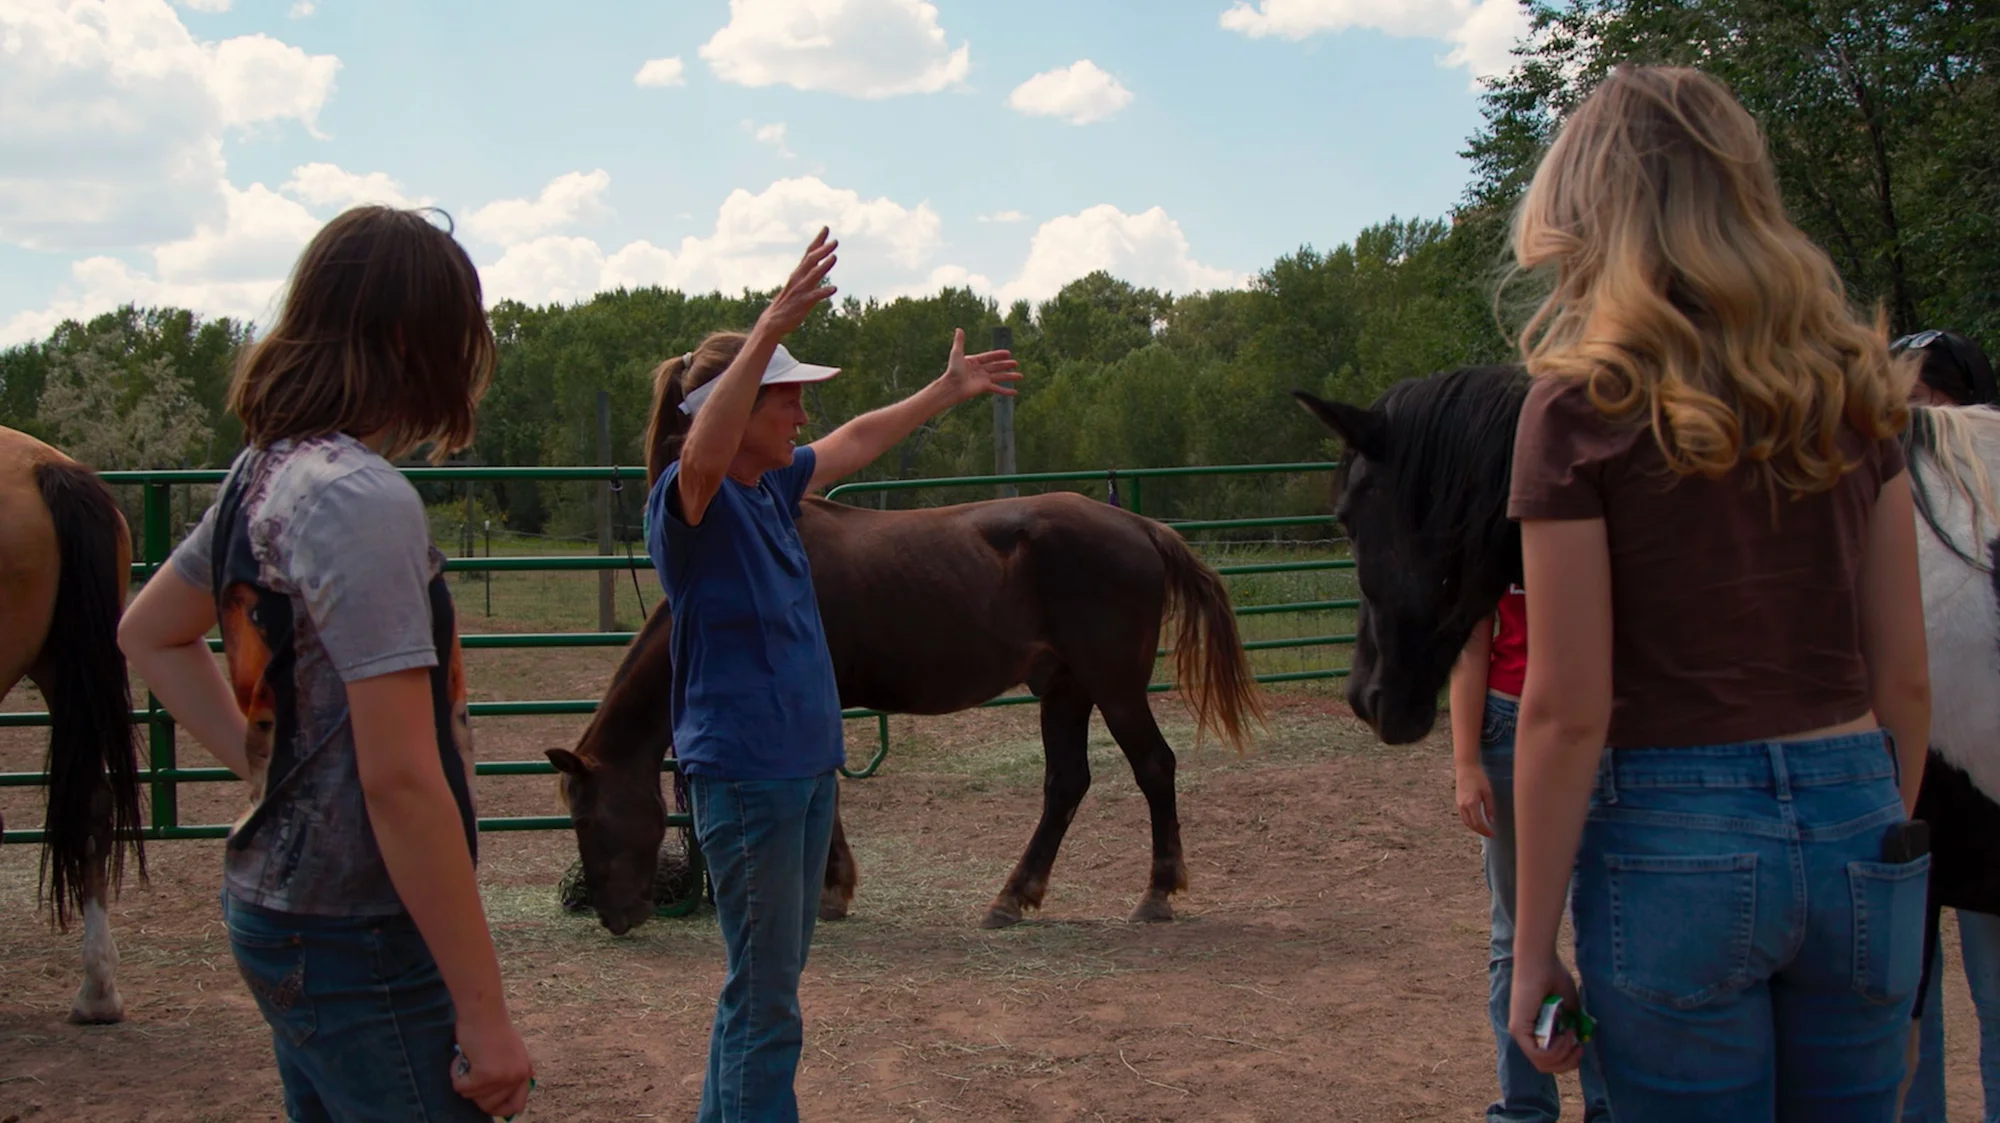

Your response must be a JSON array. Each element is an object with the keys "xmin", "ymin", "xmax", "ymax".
[{"xmin": 644, "ymin": 228, "xmax": 1020, "ymax": 1123}]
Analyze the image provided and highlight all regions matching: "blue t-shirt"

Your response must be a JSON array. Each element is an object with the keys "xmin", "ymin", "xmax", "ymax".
[{"xmin": 644, "ymin": 446, "xmax": 844, "ymax": 779}]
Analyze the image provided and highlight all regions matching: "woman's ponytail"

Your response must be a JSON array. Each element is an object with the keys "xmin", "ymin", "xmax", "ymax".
[
  {"xmin": 644, "ymin": 353, "xmax": 692, "ymax": 489},
  {"xmin": 643, "ymin": 332, "xmax": 754, "ymax": 488}
]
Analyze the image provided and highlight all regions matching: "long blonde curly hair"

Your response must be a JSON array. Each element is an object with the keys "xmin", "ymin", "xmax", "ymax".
[{"xmin": 1510, "ymin": 64, "xmax": 1915, "ymax": 497}]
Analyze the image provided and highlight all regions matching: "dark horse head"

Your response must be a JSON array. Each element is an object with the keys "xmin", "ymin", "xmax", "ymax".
[
  {"xmin": 1292, "ymin": 364, "xmax": 1531, "ymax": 744},
  {"xmin": 546, "ymin": 604, "xmax": 676, "ymax": 936}
]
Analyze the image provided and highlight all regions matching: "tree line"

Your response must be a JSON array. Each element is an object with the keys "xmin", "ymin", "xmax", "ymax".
[{"xmin": 3, "ymin": 1, "xmax": 1992, "ymax": 534}]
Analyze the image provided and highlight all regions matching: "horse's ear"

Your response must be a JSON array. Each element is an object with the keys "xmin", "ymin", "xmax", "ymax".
[
  {"xmin": 1292, "ymin": 391, "xmax": 1386, "ymax": 462},
  {"xmin": 546, "ymin": 748, "xmax": 592, "ymax": 776}
]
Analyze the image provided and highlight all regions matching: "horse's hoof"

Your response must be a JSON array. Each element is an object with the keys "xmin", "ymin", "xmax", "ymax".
[
  {"xmin": 818, "ymin": 898, "xmax": 850, "ymax": 922},
  {"xmin": 68, "ymin": 993, "xmax": 124, "ymax": 1025},
  {"xmin": 1129, "ymin": 896, "xmax": 1175, "ymax": 924},
  {"xmin": 980, "ymin": 904, "xmax": 1023, "ymax": 930}
]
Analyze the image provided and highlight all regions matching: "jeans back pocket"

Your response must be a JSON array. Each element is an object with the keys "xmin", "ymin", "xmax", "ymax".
[
  {"xmin": 1604, "ymin": 852, "xmax": 1759, "ymax": 1009},
  {"xmin": 1848, "ymin": 854, "xmax": 1932, "ymax": 1005},
  {"xmin": 228, "ymin": 929, "xmax": 317, "ymax": 1047}
]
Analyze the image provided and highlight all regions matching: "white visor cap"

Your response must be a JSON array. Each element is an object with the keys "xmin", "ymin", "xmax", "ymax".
[{"xmin": 678, "ymin": 344, "xmax": 841, "ymax": 416}]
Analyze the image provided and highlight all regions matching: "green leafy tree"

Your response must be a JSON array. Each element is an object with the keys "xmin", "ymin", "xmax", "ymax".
[
  {"xmin": 32, "ymin": 320, "xmax": 217, "ymax": 534},
  {"xmin": 1465, "ymin": 0, "xmax": 2000, "ymax": 337},
  {"xmin": 2, "ymin": 305, "xmax": 246, "ymax": 456}
]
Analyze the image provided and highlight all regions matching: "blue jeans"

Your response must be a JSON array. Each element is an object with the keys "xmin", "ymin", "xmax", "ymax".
[
  {"xmin": 1481, "ymin": 696, "xmax": 1614, "ymax": 1122},
  {"xmin": 1572, "ymin": 731, "xmax": 1929, "ymax": 1122},
  {"xmin": 688, "ymin": 771, "xmax": 839, "ymax": 1123},
  {"xmin": 1904, "ymin": 908, "xmax": 2000, "ymax": 1122},
  {"xmin": 222, "ymin": 892, "xmax": 489, "ymax": 1123}
]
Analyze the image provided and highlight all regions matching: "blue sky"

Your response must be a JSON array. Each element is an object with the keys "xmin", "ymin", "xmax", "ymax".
[{"xmin": 0, "ymin": 0, "xmax": 1531, "ymax": 344}]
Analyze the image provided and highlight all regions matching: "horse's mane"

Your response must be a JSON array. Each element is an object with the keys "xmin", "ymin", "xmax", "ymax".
[
  {"xmin": 1905, "ymin": 403, "xmax": 2000, "ymax": 573},
  {"xmin": 1371, "ymin": 363, "xmax": 1534, "ymax": 628}
]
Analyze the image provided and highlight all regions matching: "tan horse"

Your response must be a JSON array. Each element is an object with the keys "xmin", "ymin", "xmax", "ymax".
[{"xmin": 0, "ymin": 426, "xmax": 147, "ymax": 1023}]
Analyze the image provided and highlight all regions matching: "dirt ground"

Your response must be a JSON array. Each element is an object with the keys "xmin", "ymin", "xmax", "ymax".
[{"xmin": 0, "ymin": 648, "xmax": 1989, "ymax": 1122}]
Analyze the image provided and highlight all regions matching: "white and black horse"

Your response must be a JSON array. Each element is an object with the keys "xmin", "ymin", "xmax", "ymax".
[{"xmin": 1292, "ymin": 364, "xmax": 2000, "ymax": 958}]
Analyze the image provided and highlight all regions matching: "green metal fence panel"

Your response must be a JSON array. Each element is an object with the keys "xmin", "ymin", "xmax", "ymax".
[
  {"xmin": 142, "ymin": 480, "xmax": 178, "ymax": 838},
  {"xmin": 819, "ymin": 461, "xmax": 1340, "ymax": 501},
  {"xmin": 3, "ymin": 461, "xmax": 1352, "ymax": 847}
]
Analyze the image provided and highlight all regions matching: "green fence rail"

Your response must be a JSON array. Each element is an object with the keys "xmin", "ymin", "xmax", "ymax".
[{"xmin": 1, "ymin": 462, "xmax": 1351, "ymax": 858}]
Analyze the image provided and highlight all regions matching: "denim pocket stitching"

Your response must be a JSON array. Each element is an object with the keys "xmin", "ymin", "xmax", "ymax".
[
  {"xmin": 1588, "ymin": 805, "xmax": 1795, "ymax": 841},
  {"xmin": 1848, "ymin": 854, "xmax": 1932, "ymax": 1005},
  {"xmin": 231, "ymin": 935, "xmax": 316, "ymax": 1047},
  {"xmin": 226, "ymin": 927, "xmax": 305, "ymax": 951},
  {"xmin": 1605, "ymin": 851, "xmax": 1758, "ymax": 1009}
]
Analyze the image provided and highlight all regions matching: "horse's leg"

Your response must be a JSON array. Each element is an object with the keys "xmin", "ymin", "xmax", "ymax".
[
  {"xmin": 819, "ymin": 782, "xmax": 857, "ymax": 922},
  {"xmin": 25, "ymin": 659, "xmax": 126, "ymax": 1025},
  {"xmin": 982, "ymin": 679, "xmax": 1093, "ymax": 930},
  {"xmin": 68, "ymin": 836, "xmax": 123, "ymax": 1025},
  {"xmin": 1097, "ymin": 692, "xmax": 1185, "ymax": 924}
]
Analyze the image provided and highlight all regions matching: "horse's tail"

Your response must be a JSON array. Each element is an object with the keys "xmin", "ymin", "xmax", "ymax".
[
  {"xmin": 35, "ymin": 459, "xmax": 146, "ymax": 929},
  {"xmin": 1147, "ymin": 520, "xmax": 1267, "ymax": 755}
]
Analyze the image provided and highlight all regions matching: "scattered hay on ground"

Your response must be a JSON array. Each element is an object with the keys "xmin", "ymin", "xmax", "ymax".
[{"xmin": 557, "ymin": 836, "xmax": 703, "ymax": 915}]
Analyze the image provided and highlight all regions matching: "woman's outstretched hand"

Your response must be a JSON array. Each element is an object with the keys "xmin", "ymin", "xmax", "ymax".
[
  {"xmin": 758, "ymin": 227, "xmax": 839, "ymax": 337},
  {"xmin": 938, "ymin": 327, "xmax": 1021, "ymax": 404}
]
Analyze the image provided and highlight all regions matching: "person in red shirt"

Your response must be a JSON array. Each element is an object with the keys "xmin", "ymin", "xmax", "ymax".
[{"xmin": 1451, "ymin": 585, "xmax": 1611, "ymax": 1122}]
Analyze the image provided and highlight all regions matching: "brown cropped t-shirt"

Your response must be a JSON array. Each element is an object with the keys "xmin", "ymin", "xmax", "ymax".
[{"xmin": 1507, "ymin": 376, "xmax": 1905, "ymax": 749}]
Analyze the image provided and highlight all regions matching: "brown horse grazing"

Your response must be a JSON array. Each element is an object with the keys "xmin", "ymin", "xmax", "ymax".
[
  {"xmin": 547, "ymin": 490, "xmax": 1267, "ymax": 936},
  {"xmin": 0, "ymin": 427, "xmax": 147, "ymax": 1023}
]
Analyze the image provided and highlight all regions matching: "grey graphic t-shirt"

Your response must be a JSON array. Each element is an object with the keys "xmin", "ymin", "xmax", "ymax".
[{"xmin": 171, "ymin": 434, "xmax": 477, "ymax": 917}]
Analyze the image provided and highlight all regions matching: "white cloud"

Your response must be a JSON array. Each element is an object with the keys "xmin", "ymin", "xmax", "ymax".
[
  {"xmin": 151, "ymin": 181, "xmax": 323, "ymax": 283},
  {"xmin": 0, "ymin": 179, "xmax": 326, "ymax": 345},
  {"xmin": 5, "ymin": 176, "xmax": 1245, "ymax": 344},
  {"xmin": 477, "ymin": 176, "xmax": 946, "ymax": 308},
  {"xmin": 470, "ymin": 236, "xmax": 613, "ymax": 309},
  {"xmin": 206, "ymin": 34, "xmax": 342, "ymax": 134},
  {"xmin": 282, "ymin": 163, "xmax": 431, "ymax": 211},
  {"xmin": 1219, "ymin": 0, "xmax": 1529, "ymax": 83},
  {"xmin": 461, "ymin": 170, "xmax": 611, "ymax": 246},
  {"xmin": 1, "ymin": 256, "xmax": 279, "ymax": 346},
  {"xmin": 1440, "ymin": 0, "xmax": 1532, "ymax": 80},
  {"xmin": 474, "ymin": 185, "xmax": 1240, "ymax": 315},
  {"xmin": 634, "ymin": 56, "xmax": 686, "ymax": 87},
  {"xmin": 289, "ymin": 1, "xmax": 316, "ymax": 17},
  {"xmin": 698, "ymin": 0, "xmax": 970, "ymax": 99},
  {"xmin": 977, "ymin": 210, "xmax": 1027, "ymax": 224},
  {"xmin": 1006, "ymin": 60, "xmax": 1133, "ymax": 126},
  {"xmin": 459, "ymin": 182, "xmax": 1240, "ymax": 319},
  {"xmin": 0, "ymin": 160, "xmax": 478, "ymax": 345},
  {"xmin": 745, "ymin": 120, "xmax": 795, "ymax": 158},
  {"xmin": 883, "ymin": 264, "xmax": 994, "ymax": 301},
  {"xmin": 996, "ymin": 204, "xmax": 1246, "ymax": 305},
  {"xmin": 176, "ymin": 0, "xmax": 231, "ymax": 11},
  {"xmin": 0, "ymin": 0, "xmax": 339, "ymax": 251}
]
